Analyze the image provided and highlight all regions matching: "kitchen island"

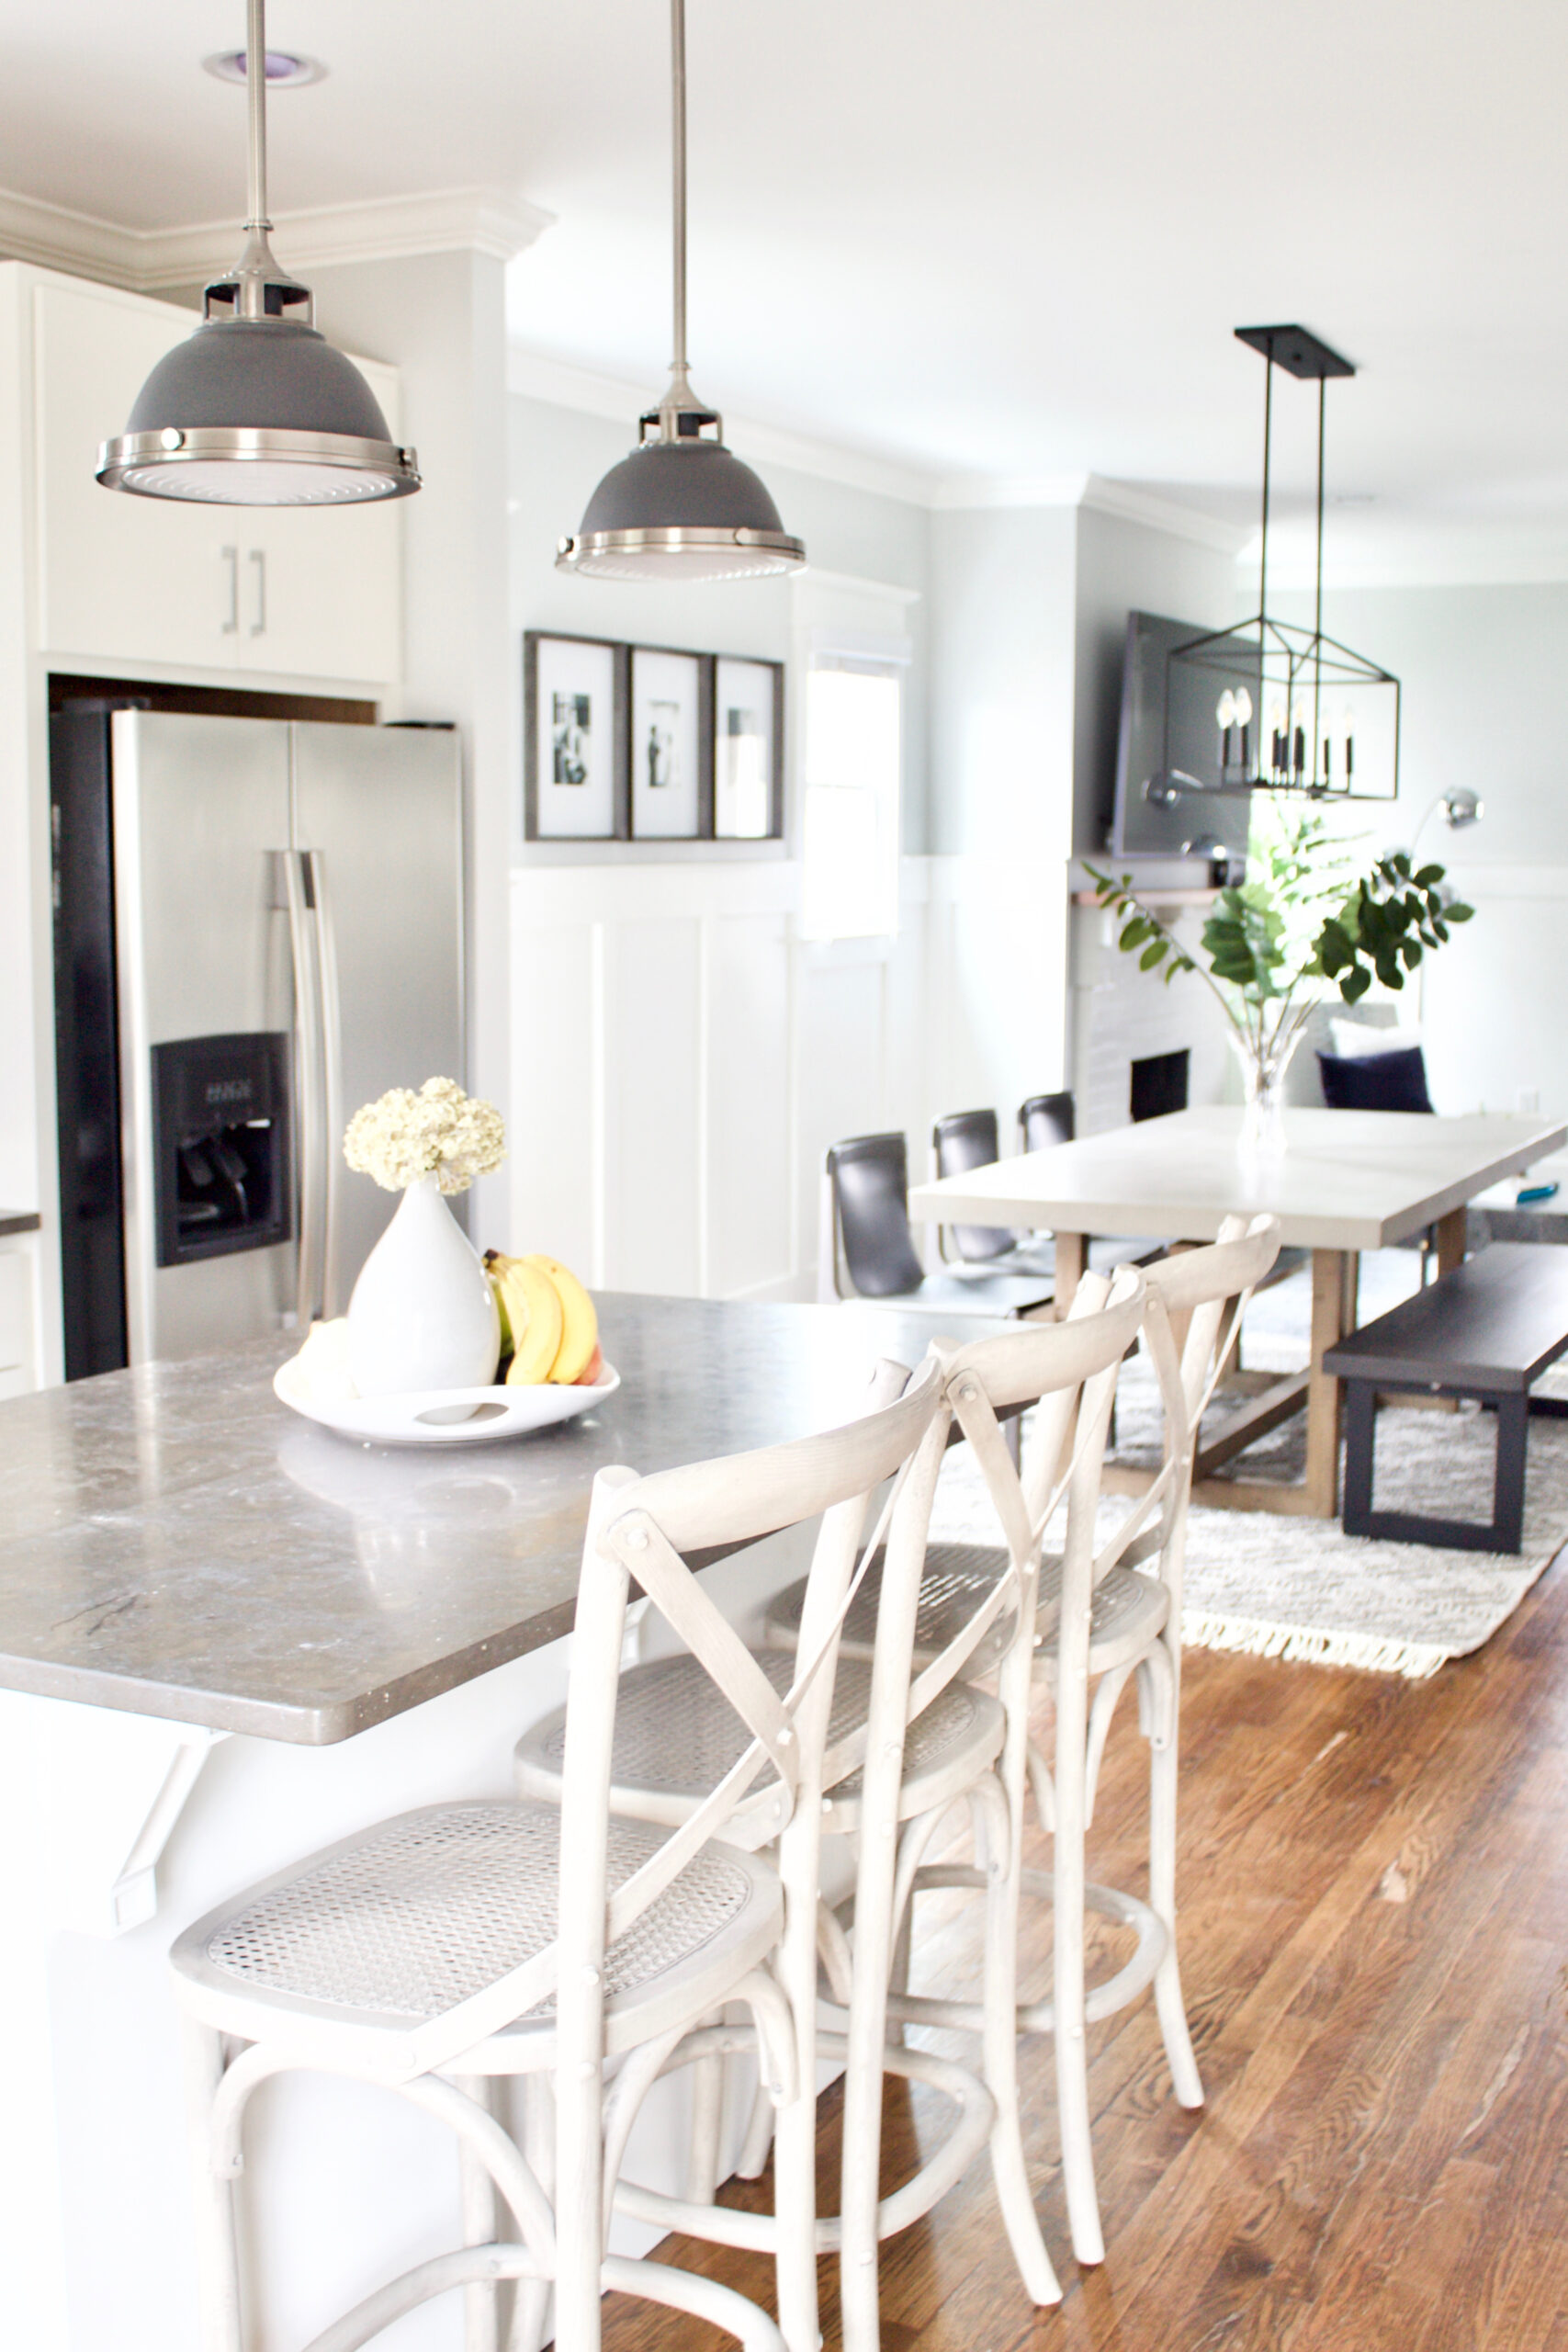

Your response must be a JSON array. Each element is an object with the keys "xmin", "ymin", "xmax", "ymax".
[{"xmin": 0, "ymin": 1294, "xmax": 993, "ymax": 2352}]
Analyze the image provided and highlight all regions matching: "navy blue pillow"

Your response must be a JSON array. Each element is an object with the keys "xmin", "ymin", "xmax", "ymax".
[{"xmin": 1316, "ymin": 1045, "xmax": 1435, "ymax": 1114}]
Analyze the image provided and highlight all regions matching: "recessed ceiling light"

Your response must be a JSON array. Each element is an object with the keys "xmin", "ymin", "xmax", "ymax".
[{"xmin": 203, "ymin": 49, "xmax": 326, "ymax": 87}]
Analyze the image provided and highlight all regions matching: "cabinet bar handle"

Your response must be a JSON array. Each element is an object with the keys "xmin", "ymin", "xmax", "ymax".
[
  {"xmin": 221, "ymin": 545, "xmax": 239, "ymax": 634},
  {"xmin": 249, "ymin": 548, "xmax": 267, "ymax": 638}
]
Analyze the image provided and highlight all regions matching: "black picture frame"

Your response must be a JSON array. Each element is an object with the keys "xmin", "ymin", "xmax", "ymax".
[
  {"xmin": 523, "ymin": 631, "xmax": 630, "ymax": 841},
  {"xmin": 522, "ymin": 632, "xmax": 784, "ymax": 844},
  {"xmin": 713, "ymin": 655, "xmax": 785, "ymax": 841},
  {"xmin": 627, "ymin": 643, "xmax": 713, "ymax": 841}
]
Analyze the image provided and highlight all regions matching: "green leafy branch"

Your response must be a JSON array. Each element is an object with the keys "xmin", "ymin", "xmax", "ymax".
[
  {"xmin": 1316, "ymin": 854, "xmax": 1473, "ymax": 1004},
  {"xmin": 1085, "ymin": 809, "xmax": 1475, "ymax": 1068}
]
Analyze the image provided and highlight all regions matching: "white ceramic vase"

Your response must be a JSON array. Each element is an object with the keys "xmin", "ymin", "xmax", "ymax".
[{"xmin": 346, "ymin": 1172, "xmax": 501, "ymax": 1397}]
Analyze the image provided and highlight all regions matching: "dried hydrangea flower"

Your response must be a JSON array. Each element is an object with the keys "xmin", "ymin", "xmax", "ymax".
[{"xmin": 343, "ymin": 1077, "xmax": 507, "ymax": 1194}]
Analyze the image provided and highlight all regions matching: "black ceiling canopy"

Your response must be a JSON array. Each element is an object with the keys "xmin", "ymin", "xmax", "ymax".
[{"xmin": 1235, "ymin": 323, "xmax": 1355, "ymax": 381}]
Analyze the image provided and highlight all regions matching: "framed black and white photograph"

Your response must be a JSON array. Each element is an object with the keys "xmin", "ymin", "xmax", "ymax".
[
  {"xmin": 524, "ymin": 632, "xmax": 628, "ymax": 840},
  {"xmin": 714, "ymin": 656, "xmax": 784, "ymax": 838},
  {"xmin": 630, "ymin": 646, "xmax": 709, "ymax": 839}
]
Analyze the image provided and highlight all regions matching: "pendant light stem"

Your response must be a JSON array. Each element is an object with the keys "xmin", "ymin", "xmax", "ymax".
[
  {"xmin": 246, "ymin": 0, "xmax": 270, "ymax": 230},
  {"xmin": 670, "ymin": 0, "xmax": 688, "ymax": 378},
  {"xmin": 1314, "ymin": 377, "xmax": 1326, "ymax": 650},
  {"xmin": 1258, "ymin": 334, "xmax": 1273, "ymax": 623}
]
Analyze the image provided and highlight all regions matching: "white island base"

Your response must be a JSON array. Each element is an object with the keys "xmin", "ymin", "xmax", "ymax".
[{"xmin": 1, "ymin": 1527, "xmax": 810, "ymax": 2352}]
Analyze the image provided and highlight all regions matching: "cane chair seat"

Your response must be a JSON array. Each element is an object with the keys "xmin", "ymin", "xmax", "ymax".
[
  {"xmin": 171, "ymin": 1799, "xmax": 782, "ymax": 2063},
  {"xmin": 764, "ymin": 1538, "xmax": 1168, "ymax": 1681},
  {"xmin": 516, "ymin": 1650, "xmax": 1003, "ymax": 1841}
]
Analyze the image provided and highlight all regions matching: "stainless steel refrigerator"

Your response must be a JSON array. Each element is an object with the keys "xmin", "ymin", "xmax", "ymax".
[{"xmin": 51, "ymin": 707, "xmax": 464, "ymax": 1376}]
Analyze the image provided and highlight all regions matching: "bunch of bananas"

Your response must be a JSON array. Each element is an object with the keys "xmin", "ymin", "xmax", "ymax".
[{"xmin": 484, "ymin": 1252, "xmax": 603, "ymax": 1387}]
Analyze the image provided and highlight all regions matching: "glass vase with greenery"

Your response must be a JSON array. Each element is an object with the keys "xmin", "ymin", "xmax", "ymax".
[{"xmin": 1085, "ymin": 798, "xmax": 1473, "ymax": 1154}]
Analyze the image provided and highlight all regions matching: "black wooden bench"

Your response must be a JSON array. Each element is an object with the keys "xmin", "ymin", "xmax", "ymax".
[{"xmin": 1322, "ymin": 1242, "xmax": 1568, "ymax": 1553}]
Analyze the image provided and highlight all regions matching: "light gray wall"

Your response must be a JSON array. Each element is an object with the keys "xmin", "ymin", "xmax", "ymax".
[
  {"xmin": 926, "ymin": 503, "xmax": 1077, "ymax": 861},
  {"xmin": 1272, "ymin": 582, "xmax": 1568, "ymax": 863},
  {"xmin": 1269, "ymin": 581, "xmax": 1568, "ymax": 1124},
  {"xmin": 1071, "ymin": 506, "xmax": 1237, "ymax": 858},
  {"xmin": 508, "ymin": 396, "xmax": 932, "ymax": 850}
]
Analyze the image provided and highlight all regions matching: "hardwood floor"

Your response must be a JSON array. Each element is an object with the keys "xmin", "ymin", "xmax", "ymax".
[{"xmin": 599, "ymin": 1544, "xmax": 1568, "ymax": 2351}]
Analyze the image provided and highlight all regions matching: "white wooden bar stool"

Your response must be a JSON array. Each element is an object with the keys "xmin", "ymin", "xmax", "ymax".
[
  {"xmin": 167, "ymin": 1356, "xmax": 943, "ymax": 2352},
  {"xmin": 511, "ymin": 1366, "xmax": 1056, "ymax": 2335},
  {"xmin": 762, "ymin": 1216, "xmax": 1280, "ymax": 2268},
  {"xmin": 514, "ymin": 1279, "xmax": 1151, "ymax": 2350}
]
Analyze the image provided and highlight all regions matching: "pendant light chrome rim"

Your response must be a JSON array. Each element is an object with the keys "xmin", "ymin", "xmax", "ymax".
[
  {"xmin": 96, "ymin": 424, "xmax": 421, "ymax": 499},
  {"xmin": 558, "ymin": 524, "xmax": 805, "ymax": 571}
]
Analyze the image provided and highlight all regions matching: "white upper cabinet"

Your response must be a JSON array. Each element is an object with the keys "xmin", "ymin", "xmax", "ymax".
[{"xmin": 33, "ymin": 276, "xmax": 402, "ymax": 686}]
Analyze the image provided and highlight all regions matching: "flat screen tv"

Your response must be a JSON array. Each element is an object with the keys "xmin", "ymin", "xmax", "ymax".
[{"xmin": 1111, "ymin": 610, "xmax": 1256, "ymax": 861}]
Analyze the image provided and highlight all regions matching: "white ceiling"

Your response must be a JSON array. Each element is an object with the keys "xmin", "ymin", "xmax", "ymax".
[{"xmin": 4, "ymin": 0, "xmax": 1567, "ymax": 573}]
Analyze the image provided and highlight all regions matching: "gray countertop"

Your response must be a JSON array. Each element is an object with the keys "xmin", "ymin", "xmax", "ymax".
[{"xmin": 0, "ymin": 1294, "xmax": 1001, "ymax": 1745}]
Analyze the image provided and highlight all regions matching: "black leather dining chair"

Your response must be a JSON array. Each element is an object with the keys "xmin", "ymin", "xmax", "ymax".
[
  {"xmin": 1018, "ymin": 1090, "xmax": 1076, "ymax": 1155},
  {"xmin": 818, "ymin": 1132, "xmax": 1054, "ymax": 1316},
  {"xmin": 931, "ymin": 1108, "xmax": 1056, "ymax": 1278}
]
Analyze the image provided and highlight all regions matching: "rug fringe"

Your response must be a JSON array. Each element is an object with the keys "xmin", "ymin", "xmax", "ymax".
[{"xmin": 1179, "ymin": 1609, "xmax": 1447, "ymax": 1681}]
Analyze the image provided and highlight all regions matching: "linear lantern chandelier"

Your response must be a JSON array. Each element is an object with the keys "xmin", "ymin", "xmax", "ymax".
[
  {"xmin": 557, "ymin": 0, "xmax": 805, "ymax": 581},
  {"xmin": 1153, "ymin": 324, "xmax": 1399, "ymax": 810},
  {"xmin": 96, "ymin": 0, "xmax": 419, "ymax": 506}
]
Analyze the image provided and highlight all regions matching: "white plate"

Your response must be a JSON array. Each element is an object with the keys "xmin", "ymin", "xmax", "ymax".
[{"xmin": 273, "ymin": 1354, "xmax": 621, "ymax": 1446}]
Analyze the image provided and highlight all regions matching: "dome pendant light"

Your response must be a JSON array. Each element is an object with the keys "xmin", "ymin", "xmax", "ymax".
[
  {"xmin": 96, "ymin": 0, "xmax": 419, "ymax": 506},
  {"xmin": 557, "ymin": 0, "xmax": 803, "ymax": 581}
]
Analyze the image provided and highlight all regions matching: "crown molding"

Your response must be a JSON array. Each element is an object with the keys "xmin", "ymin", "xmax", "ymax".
[
  {"xmin": 931, "ymin": 464, "xmax": 1247, "ymax": 552},
  {"xmin": 1079, "ymin": 474, "xmax": 1249, "ymax": 556},
  {"xmin": 0, "ymin": 183, "xmax": 553, "ymax": 291},
  {"xmin": 507, "ymin": 347, "xmax": 942, "ymax": 508},
  {"xmin": 1238, "ymin": 539, "xmax": 1568, "ymax": 591},
  {"xmin": 930, "ymin": 466, "xmax": 1089, "ymax": 512}
]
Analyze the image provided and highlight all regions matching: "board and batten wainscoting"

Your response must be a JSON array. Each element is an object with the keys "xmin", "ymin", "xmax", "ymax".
[{"xmin": 508, "ymin": 853, "xmax": 1072, "ymax": 1299}]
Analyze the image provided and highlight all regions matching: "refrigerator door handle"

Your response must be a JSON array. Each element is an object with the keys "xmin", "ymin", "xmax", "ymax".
[
  {"xmin": 282, "ymin": 848, "xmax": 327, "ymax": 1329},
  {"xmin": 304, "ymin": 849, "xmax": 346, "ymax": 1318}
]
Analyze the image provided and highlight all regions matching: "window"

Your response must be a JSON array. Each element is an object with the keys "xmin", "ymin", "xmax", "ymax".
[{"xmin": 800, "ymin": 656, "xmax": 903, "ymax": 941}]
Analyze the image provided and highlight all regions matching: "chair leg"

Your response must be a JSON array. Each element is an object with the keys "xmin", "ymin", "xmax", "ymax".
[
  {"xmin": 735, "ymin": 2077, "xmax": 775, "ymax": 2180},
  {"xmin": 456, "ymin": 2075, "xmax": 502, "ymax": 2352},
  {"xmin": 1145, "ymin": 1688, "xmax": 1202, "ymax": 2110},
  {"xmin": 684, "ymin": 2019, "xmax": 727, "ymax": 2205},
  {"xmin": 973, "ymin": 1778, "xmax": 1060, "ymax": 2305},
  {"xmin": 509, "ymin": 2075, "xmax": 556, "ymax": 2352},
  {"xmin": 1053, "ymin": 1690, "xmax": 1104, "ymax": 2266},
  {"xmin": 182, "ymin": 2016, "xmax": 245, "ymax": 2352}
]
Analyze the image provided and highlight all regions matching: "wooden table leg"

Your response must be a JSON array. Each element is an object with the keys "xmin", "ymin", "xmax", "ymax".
[
  {"xmin": 1053, "ymin": 1230, "xmax": 1088, "ymax": 1319},
  {"xmin": 1304, "ymin": 1247, "xmax": 1358, "ymax": 1517},
  {"xmin": 1434, "ymin": 1204, "xmax": 1467, "ymax": 1277}
]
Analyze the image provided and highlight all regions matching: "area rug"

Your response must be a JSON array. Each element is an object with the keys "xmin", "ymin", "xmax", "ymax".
[{"xmin": 926, "ymin": 1257, "xmax": 1568, "ymax": 1680}]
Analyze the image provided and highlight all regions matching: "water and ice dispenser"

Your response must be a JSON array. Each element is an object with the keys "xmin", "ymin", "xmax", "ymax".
[{"xmin": 151, "ymin": 1033, "xmax": 292, "ymax": 1268}]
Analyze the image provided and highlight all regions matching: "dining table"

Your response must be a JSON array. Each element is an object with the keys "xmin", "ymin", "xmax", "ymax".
[
  {"xmin": 909, "ymin": 1103, "xmax": 1567, "ymax": 1518},
  {"xmin": 0, "ymin": 1291, "xmax": 1003, "ymax": 2352}
]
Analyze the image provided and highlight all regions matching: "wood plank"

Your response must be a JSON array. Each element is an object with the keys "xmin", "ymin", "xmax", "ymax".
[{"xmin": 596, "ymin": 1554, "xmax": 1568, "ymax": 2352}]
